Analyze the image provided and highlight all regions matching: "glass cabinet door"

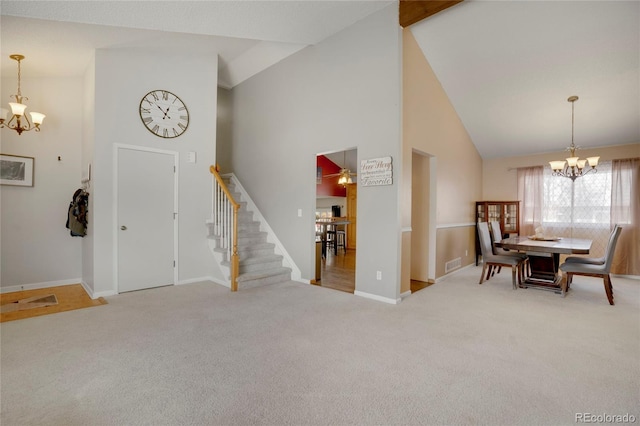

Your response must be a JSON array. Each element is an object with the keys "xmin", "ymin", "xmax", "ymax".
[
  {"xmin": 477, "ymin": 204, "xmax": 485, "ymax": 223},
  {"xmin": 503, "ymin": 204, "xmax": 518, "ymax": 232},
  {"xmin": 488, "ymin": 204, "xmax": 501, "ymax": 222}
]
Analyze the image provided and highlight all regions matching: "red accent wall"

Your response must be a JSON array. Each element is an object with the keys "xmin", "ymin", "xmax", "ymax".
[{"xmin": 316, "ymin": 155, "xmax": 347, "ymax": 197}]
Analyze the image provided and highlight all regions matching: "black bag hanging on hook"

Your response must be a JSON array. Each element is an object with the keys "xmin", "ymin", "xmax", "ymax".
[{"xmin": 66, "ymin": 188, "xmax": 89, "ymax": 237}]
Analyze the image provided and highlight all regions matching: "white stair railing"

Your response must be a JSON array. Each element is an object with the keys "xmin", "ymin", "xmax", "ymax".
[{"xmin": 210, "ymin": 165, "xmax": 240, "ymax": 291}]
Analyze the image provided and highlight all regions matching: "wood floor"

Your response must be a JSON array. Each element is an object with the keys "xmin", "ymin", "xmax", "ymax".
[
  {"xmin": 313, "ymin": 248, "xmax": 356, "ymax": 293},
  {"xmin": 312, "ymin": 249, "xmax": 433, "ymax": 295},
  {"xmin": 0, "ymin": 284, "xmax": 107, "ymax": 323}
]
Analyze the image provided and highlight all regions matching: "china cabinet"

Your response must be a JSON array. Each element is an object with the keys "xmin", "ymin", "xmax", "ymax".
[{"xmin": 475, "ymin": 201, "xmax": 520, "ymax": 265}]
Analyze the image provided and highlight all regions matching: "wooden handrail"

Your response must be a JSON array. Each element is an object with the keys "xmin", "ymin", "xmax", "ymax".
[
  {"xmin": 209, "ymin": 165, "xmax": 240, "ymax": 291},
  {"xmin": 209, "ymin": 165, "xmax": 240, "ymax": 209}
]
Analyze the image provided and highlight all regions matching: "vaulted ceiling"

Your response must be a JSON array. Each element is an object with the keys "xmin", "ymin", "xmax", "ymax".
[
  {"xmin": 1, "ymin": 1, "xmax": 393, "ymax": 87},
  {"xmin": 2, "ymin": 1, "xmax": 638, "ymax": 159},
  {"xmin": 410, "ymin": 1, "xmax": 639, "ymax": 158}
]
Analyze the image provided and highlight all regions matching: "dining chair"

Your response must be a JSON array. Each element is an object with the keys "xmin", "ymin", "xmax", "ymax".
[
  {"xmin": 477, "ymin": 222, "xmax": 526, "ymax": 290},
  {"xmin": 563, "ymin": 224, "xmax": 621, "ymax": 265},
  {"xmin": 559, "ymin": 225, "xmax": 622, "ymax": 305},
  {"xmin": 489, "ymin": 220, "xmax": 529, "ymax": 277}
]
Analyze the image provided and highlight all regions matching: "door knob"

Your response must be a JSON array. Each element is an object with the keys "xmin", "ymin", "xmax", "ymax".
[{"xmin": 120, "ymin": 226, "xmax": 127, "ymax": 231}]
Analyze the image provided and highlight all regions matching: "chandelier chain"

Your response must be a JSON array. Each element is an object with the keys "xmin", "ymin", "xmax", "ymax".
[{"xmin": 16, "ymin": 57, "xmax": 22, "ymax": 97}]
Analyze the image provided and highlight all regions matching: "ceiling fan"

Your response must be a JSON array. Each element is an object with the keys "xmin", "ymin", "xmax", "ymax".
[{"xmin": 323, "ymin": 151, "xmax": 357, "ymax": 185}]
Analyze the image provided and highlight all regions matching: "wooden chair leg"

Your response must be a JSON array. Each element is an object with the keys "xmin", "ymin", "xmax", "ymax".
[
  {"xmin": 511, "ymin": 266, "xmax": 517, "ymax": 290},
  {"xmin": 561, "ymin": 273, "xmax": 570, "ymax": 297},
  {"xmin": 486, "ymin": 265, "xmax": 493, "ymax": 281},
  {"xmin": 603, "ymin": 274, "xmax": 614, "ymax": 305},
  {"xmin": 479, "ymin": 263, "xmax": 487, "ymax": 284}
]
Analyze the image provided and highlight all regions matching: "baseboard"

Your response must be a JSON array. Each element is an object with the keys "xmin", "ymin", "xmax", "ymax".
[
  {"xmin": 181, "ymin": 276, "xmax": 230, "ymax": 289},
  {"xmin": 400, "ymin": 290, "xmax": 412, "ymax": 299},
  {"xmin": 1, "ymin": 278, "xmax": 82, "ymax": 294},
  {"xmin": 435, "ymin": 263, "xmax": 475, "ymax": 284},
  {"xmin": 354, "ymin": 290, "xmax": 401, "ymax": 305},
  {"xmin": 210, "ymin": 277, "xmax": 231, "ymax": 288},
  {"xmin": 177, "ymin": 276, "xmax": 218, "ymax": 286},
  {"xmin": 295, "ymin": 278, "xmax": 311, "ymax": 285}
]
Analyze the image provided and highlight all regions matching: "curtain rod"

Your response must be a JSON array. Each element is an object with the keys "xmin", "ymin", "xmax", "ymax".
[{"xmin": 507, "ymin": 165, "xmax": 544, "ymax": 171}]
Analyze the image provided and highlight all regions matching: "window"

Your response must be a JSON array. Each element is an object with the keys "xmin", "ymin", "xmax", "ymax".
[{"xmin": 542, "ymin": 161, "xmax": 612, "ymax": 226}]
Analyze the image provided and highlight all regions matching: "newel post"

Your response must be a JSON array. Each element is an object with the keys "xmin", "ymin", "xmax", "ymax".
[{"xmin": 231, "ymin": 204, "xmax": 239, "ymax": 292}]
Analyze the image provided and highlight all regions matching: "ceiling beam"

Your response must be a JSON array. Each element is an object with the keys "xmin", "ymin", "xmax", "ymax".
[{"xmin": 399, "ymin": 0, "xmax": 464, "ymax": 28}]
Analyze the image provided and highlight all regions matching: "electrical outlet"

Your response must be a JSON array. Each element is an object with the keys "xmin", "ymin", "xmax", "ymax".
[
  {"xmin": 465, "ymin": 250, "xmax": 468, "ymax": 256},
  {"xmin": 297, "ymin": 209, "xmax": 302, "ymax": 217},
  {"xmin": 376, "ymin": 271, "xmax": 382, "ymax": 280}
]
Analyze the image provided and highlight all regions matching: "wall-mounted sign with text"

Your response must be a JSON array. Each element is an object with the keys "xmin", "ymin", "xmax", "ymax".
[{"xmin": 360, "ymin": 156, "xmax": 392, "ymax": 187}]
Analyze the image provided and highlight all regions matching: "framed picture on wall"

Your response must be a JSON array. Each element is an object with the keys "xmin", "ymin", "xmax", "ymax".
[{"xmin": 0, "ymin": 154, "xmax": 34, "ymax": 187}]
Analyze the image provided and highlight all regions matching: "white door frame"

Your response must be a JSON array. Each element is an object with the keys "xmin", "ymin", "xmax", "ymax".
[
  {"xmin": 113, "ymin": 143, "xmax": 179, "ymax": 293},
  {"xmin": 411, "ymin": 148, "xmax": 437, "ymax": 282}
]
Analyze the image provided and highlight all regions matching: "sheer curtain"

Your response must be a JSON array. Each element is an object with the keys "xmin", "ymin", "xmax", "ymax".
[
  {"xmin": 517, "ymin": 166, "xmax": 543, "ymax": 237},
  {"xmin": 611, "ymin": 158, "xmax": 640, "ymax": 275},
  {"xmin": 543, "ymin": 162, "xmax": 613, "ymax": 258}
]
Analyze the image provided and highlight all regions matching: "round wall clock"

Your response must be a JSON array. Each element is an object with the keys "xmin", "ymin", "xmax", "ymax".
[{"xmin": 139, "ymin": 90, "xmax": 189, "ymax": 138}]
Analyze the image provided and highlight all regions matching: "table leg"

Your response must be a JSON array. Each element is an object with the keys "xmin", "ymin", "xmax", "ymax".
[{"xmin": 521, "ymin": 253, "xmax": 562, "ymax": 293}]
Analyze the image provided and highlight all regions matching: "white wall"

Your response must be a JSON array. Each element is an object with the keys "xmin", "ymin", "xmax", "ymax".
[
  {"xmin": 82, "ymin": 57, "xmax": 96, "ymax": 292},
  {"xmin": 216, "ymin": 87, "xmax": 233, "ymax": 174},
  {"xmin": 231, "ymin": 5, "xmax": 402, "ymax": 302},
  {"xmin": 90, "ymin": 49, "xmax": 222, "ymax": 296},
  {"xmin": 315, "ymin": 197, "xmax": 346, "ymax": 215},
  {"xmin": 1, "ymin": 77, "xmax": 83, "ymax": 290}
]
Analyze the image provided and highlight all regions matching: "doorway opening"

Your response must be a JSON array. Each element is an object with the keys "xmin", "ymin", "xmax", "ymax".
[
  {"xmin": 410, "ymin": 149, "xmax": 436, "ymax": 292},
  {"xmin": 314, "ymin": 148, "xmax": 357, "ymax": 293}
]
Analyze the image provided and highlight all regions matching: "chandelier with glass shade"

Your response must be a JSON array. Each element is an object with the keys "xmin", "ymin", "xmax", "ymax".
[
  {"xmin": 549, "ymin": 96, "xmax": 599, "ymax": 181},
  {"xmin": 0, "ymin": 54, "xmax": 46, "ymax": 135},
  {"xmin": 337, "ymin": 170, "xmax": 353, "ymax": 186}
]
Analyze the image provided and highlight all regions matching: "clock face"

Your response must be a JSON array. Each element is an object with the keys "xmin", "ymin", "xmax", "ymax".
[{"xmin": 139, "ymin": 90, "xmax": 189, "ymax": 138}]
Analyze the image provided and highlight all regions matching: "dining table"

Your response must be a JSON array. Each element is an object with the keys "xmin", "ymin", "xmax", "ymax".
[
  {"xmin": 495, "ymin": 235, "xmax": 592, "ymax": 294},
  {"xmin": 315, "ymin": 218, "xmax": 350, "ymax": 257}
]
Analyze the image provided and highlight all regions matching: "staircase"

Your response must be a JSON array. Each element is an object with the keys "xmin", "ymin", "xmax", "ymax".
[{"xmin": 207, "ymin": 174, "xmax": 292, "ymax": 290}]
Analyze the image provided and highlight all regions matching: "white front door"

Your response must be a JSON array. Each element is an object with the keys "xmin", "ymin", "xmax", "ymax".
[{"xmin": 117, "ymin": 146, "xmax": 176, "ymax": 293}]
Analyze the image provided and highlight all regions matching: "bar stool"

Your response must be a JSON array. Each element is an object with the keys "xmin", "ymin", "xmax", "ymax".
[{"xmin": 335, "ymin": 229, "xmax": 346, "ymax": 253}]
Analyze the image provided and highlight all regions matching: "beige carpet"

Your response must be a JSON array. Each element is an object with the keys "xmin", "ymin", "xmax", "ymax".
[{"xmin": 1, "ymin": 267, "xmax": 638, "ymax": 425}]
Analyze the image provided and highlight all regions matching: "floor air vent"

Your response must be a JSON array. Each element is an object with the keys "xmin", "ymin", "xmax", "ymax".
[{"xmin": 445, "ymin": 257, "xmax": 462, "ymax": 273}]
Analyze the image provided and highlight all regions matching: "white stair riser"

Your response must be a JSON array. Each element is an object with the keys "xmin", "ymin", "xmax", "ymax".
[
  {"xmin": 239, "ymin": 259, "xmax": 284, "ymax": 274},
  {"xmin": 238, "ymin": 247, "xmax": 276, "ymax": 260},
  {"xmin": 237, "ymin": 271, "xmax": 291, "ymax": 289}
]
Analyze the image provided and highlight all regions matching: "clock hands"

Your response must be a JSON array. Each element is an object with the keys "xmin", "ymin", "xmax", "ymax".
[{"xmin": 156, "ymin": 104, "xmax": 171, "ymax": 120}]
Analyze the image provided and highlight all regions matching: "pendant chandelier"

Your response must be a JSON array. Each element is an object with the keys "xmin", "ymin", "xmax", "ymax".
[
  {"xmin": 337, "ymin": 151, "xmax": 354, "ymax": 186},
  {"xmin": 549, "ymin": 96, "xmax": 599, "ymax": 181},
  {"xmin": 0, "ymin": 54, "xmax": 46, "ymax": 135}
]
